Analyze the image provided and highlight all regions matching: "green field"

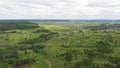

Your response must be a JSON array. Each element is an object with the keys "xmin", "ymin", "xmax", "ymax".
[{"xmin": 0, "ymin": 22, "xmax": 120, "ymax": 68}]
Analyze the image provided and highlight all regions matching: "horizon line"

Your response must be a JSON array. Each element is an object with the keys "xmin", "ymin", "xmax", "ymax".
[{"xmin": 0, "ymin": 19, "xmax": 120, "ymax": 20}]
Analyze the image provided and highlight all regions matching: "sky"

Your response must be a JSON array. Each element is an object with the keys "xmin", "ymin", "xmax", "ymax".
[{"xmin": 0, "ymin": 0, "xmax": 120, "ymax": 19}]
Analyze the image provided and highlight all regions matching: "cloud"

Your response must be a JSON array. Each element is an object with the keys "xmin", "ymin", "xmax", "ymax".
[
  {"xmin": 87, "ymin": 0, "xmax": 120, "ymax": 7},
  {"xmin": 0, "ymin": 0, "xmax": 120, "ymax": 19}
]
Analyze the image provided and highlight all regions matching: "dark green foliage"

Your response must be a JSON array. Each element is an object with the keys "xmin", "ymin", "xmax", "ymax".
[
  {"xmin": 61, "ymin": 51, "xmax": 73, "ymax": 63},
  {"xmin": 18, "ymin": 32, "xmax": 58, "ymax": 44},
  {"xmin": 84, "ymin": 24, "xmax": 107, "ymax": 30},
  {"xmin": 31, "ymin": 44, "xmax": 45, "ymax": 54},
  {"xmin": 96, "ymin": 41, "xmax": 113, "ymax": 53},
  {"xmin": 0, "ymin": 22, "xmax": 39, "ymax": 31},
  {"xmin": 73, "ymin": 58, "xmax": 93, "ymax": 68},
  {"xmin": 0, "ymin": 44, "xmax": 45, "ymax": 67},
  {"xmin": 84, "ymin": 49, "xmax": 96, "ymax": 58}
]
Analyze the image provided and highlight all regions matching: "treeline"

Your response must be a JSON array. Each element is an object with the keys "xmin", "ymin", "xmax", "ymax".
[
  {"xmin": 84, "ymin": 23, "xmax": 120, "ymax": 30},
  {"xmin": 0, "ymin": 22, "xmax": 39, "ymax": 31},
  {"xmin": 19, "ymin": 32, "xmax": 58, "ymax": 44}
]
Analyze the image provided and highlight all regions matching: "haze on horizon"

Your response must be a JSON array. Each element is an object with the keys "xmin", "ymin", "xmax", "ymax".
[{"xmin": 0, "ymin": 0, "xmax": 120, "ymax": 19}]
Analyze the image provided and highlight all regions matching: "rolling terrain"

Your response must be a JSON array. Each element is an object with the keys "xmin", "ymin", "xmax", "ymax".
[{"xmin": 0, "ymin": 20, "xmax": 120, "ymax": 68}]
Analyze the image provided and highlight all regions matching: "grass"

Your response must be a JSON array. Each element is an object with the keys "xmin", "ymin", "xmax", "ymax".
[
  {"xmin": 31, "ymin": 55, "xmax": 48, "ymax": 68},
  {"xmin": 0, "ymin": 22, "xmax": 120, "ymax": 68}
]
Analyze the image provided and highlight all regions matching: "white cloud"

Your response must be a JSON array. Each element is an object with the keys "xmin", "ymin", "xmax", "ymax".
[{"xmin": 0, "ymin": 0, "xmax": 120, "ymax": 19}]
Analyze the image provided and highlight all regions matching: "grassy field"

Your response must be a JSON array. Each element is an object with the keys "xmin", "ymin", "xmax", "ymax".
[{"xmin": 0, "ymin": 22, "xmax": 120, "ymax": 68}]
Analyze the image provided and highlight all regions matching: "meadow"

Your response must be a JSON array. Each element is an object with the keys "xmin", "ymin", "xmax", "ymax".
[{"xmin": 0, "ymin": 22, "xmax": 120, "ymax": 68}]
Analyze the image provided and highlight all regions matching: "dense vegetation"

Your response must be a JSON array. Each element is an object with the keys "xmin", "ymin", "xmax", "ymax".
[
  {"xmin": 0, "ymin": 22, "xmax": 39, "ymax": 31},
  {"xmin": 0, "ymin": 22, "xmax": 120, "ymax": 68}
]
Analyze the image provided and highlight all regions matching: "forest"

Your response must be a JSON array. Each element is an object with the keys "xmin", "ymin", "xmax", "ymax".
[{"xmin": 0, "ymin": 22, "xmax": 120, "ymax": 68}]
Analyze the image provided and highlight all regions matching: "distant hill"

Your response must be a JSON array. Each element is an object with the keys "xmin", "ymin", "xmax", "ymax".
[{"xmin": 0, "ymin": 19, "xmax": 120, "ymax": 23}]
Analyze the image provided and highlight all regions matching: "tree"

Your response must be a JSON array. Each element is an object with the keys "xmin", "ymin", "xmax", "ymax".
[{"xmin": 96, "ymin": 41, "xmax": 113, "ymax": 54}]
